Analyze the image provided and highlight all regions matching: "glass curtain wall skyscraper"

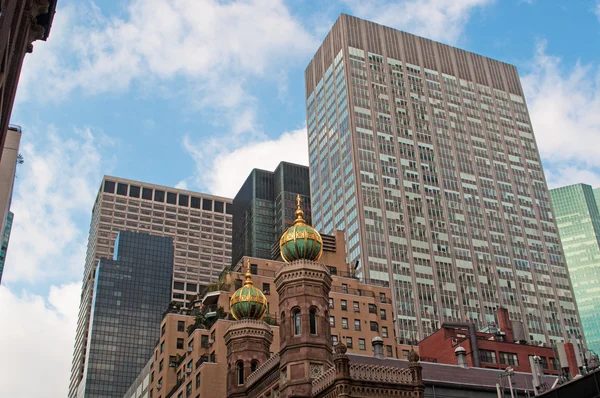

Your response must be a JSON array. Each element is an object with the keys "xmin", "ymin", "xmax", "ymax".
[
  {"xmin": 78, "ymin": 232, "xmax": 173, "ymax": 398},
  {"xmin": 305, "ymin": 14, "xmax": 583, "ymax": 346},
  {"xmin": 550, "ymin": 184, "xmax": 600, "ymax": 354},
  {"xmin": 69, "ymin": 176, "xmax": 232, "ymax": 398},
  {"xmin": 232, "ymin": 162, "xmax": 311, "ymax": 265}
]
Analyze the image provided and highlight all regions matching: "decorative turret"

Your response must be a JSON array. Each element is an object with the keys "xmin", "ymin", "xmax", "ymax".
[
  {"xmin": 230, "ymin": 259, "xmax": 268, "ymax": 320},
  {"xmin": 279, "ymin": 195, "xmax": 323, "ymax": 262}
]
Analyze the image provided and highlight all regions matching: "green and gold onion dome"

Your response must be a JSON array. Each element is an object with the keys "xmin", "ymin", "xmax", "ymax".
[
  {"xmin": 230, "ymin": 259, "xmax": 268, "ymax": 320},
  {"xmin": 279, "ymin": 195, "xmax": 323, "ymax": 263}
]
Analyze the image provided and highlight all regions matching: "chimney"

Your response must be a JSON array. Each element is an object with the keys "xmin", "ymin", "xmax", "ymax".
[
  {"xmin": 372, "ymin": 336, "xmax": 384, "ymax": 359},
  {"xmin": 564, "ymin": 342, "xmax": 580, "ymax": 377},
  {"xmin": 496, "ymin": 308, "xmax": 514, "ymax": 343},
  {"xmin": 455, "ymin": 346, "xmax": 468, "ymax": 369}
]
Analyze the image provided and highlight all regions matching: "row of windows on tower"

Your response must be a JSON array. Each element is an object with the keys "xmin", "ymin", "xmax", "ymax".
[{"xmin": 103, "ymin": 180, "xmax": 231, "ymax": 214}]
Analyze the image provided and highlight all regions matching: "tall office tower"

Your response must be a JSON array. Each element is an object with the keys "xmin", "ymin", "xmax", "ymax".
[
  {"xmin": 69, "ymin": 176, "xmax": 232, "ymax": 398},
  {"xmin": 0, "ymin": 126, "xmax": 21, "ymax": 283},
  {"xmin": 232, "ymin": 162, "xmax": 311, "ymax": 265},
  {"xmin": 78, "ymin": 231, "xmax": 173, "ymax": 398},
  {"xmin": 306, "ymin": 14, "xmax": 583, "ymax": 346},
  {"xmin": 550, "ymin": 184, "xmax": 600, "ymax": 354}
]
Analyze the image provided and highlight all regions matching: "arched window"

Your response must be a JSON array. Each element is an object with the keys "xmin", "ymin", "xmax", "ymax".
[
  {"xmin": 292, "ymin": 308, "xmax": 301, "ymax": 335},
  {"xmin": 251, "ymin": 360, "xmax": 259, "ymax": 373},
  {"xmin": 309, "ymin": 308, "xmax": 317, "ymax": 335},
  {"xmin": 236, "ymin": 361, "xmax": 244, "ymax": 385}
]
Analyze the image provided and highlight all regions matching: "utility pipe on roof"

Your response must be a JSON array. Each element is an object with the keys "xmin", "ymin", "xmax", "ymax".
[{"xmin": 441, "ymin": 321, "xmax": 480, "ymax": 367}]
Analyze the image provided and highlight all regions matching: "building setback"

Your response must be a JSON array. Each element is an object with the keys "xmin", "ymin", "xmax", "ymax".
[
  {"xmin": 78, "ymin": 231, "xmax": 173, "ymax": 398},
  {"xmin": 232, "ymin": 162, "xmax": 311, "ymax": 265},
  {"xmin": 69, "ymin": 176, "xmax": 232, "ymax": 398},
  {"xmin": 305, "ymin": 14, "xmax": 583, "ymax": 346},
  {"xmin": 550, "ymin": 184, "xmax": 600, "ymax": 354}
]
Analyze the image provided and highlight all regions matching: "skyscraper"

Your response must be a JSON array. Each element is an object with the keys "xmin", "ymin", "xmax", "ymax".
[
  {"xmin": 78, "ymin": 231, "xmax": 173, "ymax": 398},
  {"xmin": 232, "ymin": 162, "xmax": 311, "ymax": 265},
  {"xmin": 0, "ymin": 211, "xmax": 13, "ymax": 284},
  {"xmin": 550, "ymin": 184, "xmax": 600, "ymax": 354},
  {"xmin": 306, "ymin": 14, "xmax": 583, "ymax": 346},
  {"xmin": 0, "ymin": 126, "xmax": 21, "ymax": 283},
  {"xmin": 69, "ymin": 176, "xmax": 232, "ymax": 398}
]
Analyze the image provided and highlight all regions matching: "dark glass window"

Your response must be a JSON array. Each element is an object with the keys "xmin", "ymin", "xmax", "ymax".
[
  {"xmin": 262, "ymin": 283, "xmax": 270, "ymax": 295},
  {"xmin": 142, "ymin": 187, "xmax": 153, "ymax": 200},
  {"xmin": 237, "ymin": 361, "xmax": 244, "ymax": 385},
  {"xmin": 251, "ymin": 360, "xmax": 259, "ymax": 373},
  {"xmin": 353, "ymin": 301, "xmax": 360, "ymax": 312},
  {"xmin": 191, "ymin": 197, "xmax": 201, "ymax": 209},
  {"xmin": 341, "ymin": 300, "xmax": 347, "ymax": 311},
  {"xmin": 174, "ymin": 281, "xmax": 185, "ymax": 291},
  {"xmin": 380, "ymin": 309, "xmax": 387, "ymax": 320},
  {"xmin": 161, "ymin": 324, "xmax": 166, "ymax": 336},
  {"xmin": 480, "ymin": 350, "xmax": 497, "ymax": 364},
  {"xmin": 234, "ymin": 279, "xmax": 243, "ymax": 290},
  {"xmin": 329, "ymin": 298, "xmax": 334, "ymax": 309},
  {"xmin": 226, "ymin": 203, "xmax": 233, "ymax": 215},
  {"xmin": 354, "ymin": 319, "xmax": 361, "ymax": 331},
  {"xmin": 177, "ymin": 338, "xmax": 184, "ymax": 349},
  {"xmin": 104, "ymin": 180, "xmax": 115, "ymax": 193},
  {"xmin": 201, "ymin": 335, "xmax": 209, "ymax": 348},
  {"xmin": 342, "ymin": 284, "xmax": 348, "ymax": 293},
  {"xmin": 179, "ymin": 194, "xmax": 189, "ymax": 207},
  {"xmin": 346, "ymin": 337, "xmax": 353, "ymax": 348},
  {"xmin": 386, "ymin": 345, "xmax": 393, "ymax": 357},
  {"xmin": 154, "ymin": 190, "xmax": 165, "ymax": 202},
  {"xmin": 309, "ymin": 308, "xmax": 317, "ymax": 335},
  {"xmin": 250, "ymin": 263, "xmax": 258, "ymax": 275},
  {"xmin": 359, "ymin": 338, "xmax": 366, "ymax": 350},
  {"xmin": 177, "ymin": 321, "xmax": 185, "ymax": 332},
  {"xmin": 167, "ymin": 192, "xmax": 177, "ymax": 204},
  {"xmin": 214, "ymin": 201, "xmax": 224, "ymax": 213},
  {"xmin": 202, "ymin": 199, "xmax": 213, "ymax": 211},
  {"xmin": 370, "ymin": 321, "xmax": 379, "ymax": 332},
  {"xmin": 329, "ymin": 316, "xmax": 335, "ymax": 327},
  {"xmin": 342, "ymin": 318, "xmax": 348, "ymax": 329},
  {"xmin": 382, "ymin": 326, "xmax": 388, "ymax": 338},
  {"xmin": 196, "ymin": 373, "xmax": 200, "ymax": 388},
  {"xmin": 368, "ymin": 304, "xmax": 377, "ymax": 313},
  {"xmin": 129, "ymin": 185, "xmax": 140, "ymax": 198},
  {"xmin": 116, "ymin": 183, "xmax": 128, "ymax": 195},
  {"xmin": 186, "ymin": 283, "xmax": 197, "ymax": 292}
]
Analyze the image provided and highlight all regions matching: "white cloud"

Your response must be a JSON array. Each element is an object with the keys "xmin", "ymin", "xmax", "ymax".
[
  {"xmin": 343, "ymin": 0, "xmax": 493, "ymax": 44},
  {"xmin": 521, "ymin": 42, "xmax": 600, "ymax": 188},
  {"xmin": 18, "ymin": 0, "xmax": 316, "ymax": 135},
  {"xmin": 595, "ymin": 1, "xmax": 600, "ymax": 21},
  {"xmin": 0, "ymin": 283, "xmax": 79, "ymax": 397},
  {"xmin": 185, "ymin": 127, "xmax": 308, "ymax": 198},
  {"xmin": 3, "ymin": 126, "xmax": 108, "ymax": 284}
]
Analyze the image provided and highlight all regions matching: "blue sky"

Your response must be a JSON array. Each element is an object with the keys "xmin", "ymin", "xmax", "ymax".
[{"xmin": 0, "ymin": 0, "xmax": 599, "ymax": 396}]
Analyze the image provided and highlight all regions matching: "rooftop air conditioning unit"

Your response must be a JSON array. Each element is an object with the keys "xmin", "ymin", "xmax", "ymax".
[
  {"xmin": 186, "ymin": 368, "xmax": 192, "ymax": 374},
  {"xmin": 157, "ymin": 383, "xmax": 162, "ymax": 390},
  {"xmin": 187, "ymin": 346, "xmax": 193, "ymax": 352},
  {"xmin": 208, "ymin": 339, "xmax": 215, "ymax": 345}
]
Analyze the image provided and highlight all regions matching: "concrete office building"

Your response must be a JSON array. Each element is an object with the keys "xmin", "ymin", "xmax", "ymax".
[
  {"xmin": 550, "ymin": 184, "xmax": 600, "ymax": 354},
  {"xmin": 77, "ymin": 231, "xmax": 173, "ymax": 398},
  {"xmin": 306, "ymin": 14, "xmax": 583, "ymax": 346},
  {"xmin": 0, "ymin": 126, "xmax": 21, "ymax": 283},
  {"xmin": 69, "ymin": 176, "xmax": 232, "ymax": 398},
  {"xmin": 232, "ymin": 162, "xmax": 311, "ymax": 265}
]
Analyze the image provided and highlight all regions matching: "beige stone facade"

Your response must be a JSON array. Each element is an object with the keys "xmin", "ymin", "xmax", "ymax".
[{"xmin": 0, "ymin": 128, "xmax": 20, "ymax": 248}]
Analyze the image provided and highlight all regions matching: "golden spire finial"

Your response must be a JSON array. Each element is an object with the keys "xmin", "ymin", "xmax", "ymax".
[
  {"xmin": 244, "ymin": 258, "xmax": 253, "ymax": 286},
  {"xmin": 294, "ymin": 194, "xmax": 305, "ymax": 224}
]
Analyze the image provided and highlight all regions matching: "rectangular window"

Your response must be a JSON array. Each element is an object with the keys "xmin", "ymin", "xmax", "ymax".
[
  {"xmin": 354, "ymin": 319, "xmax": 361, "ymax": 331},
  {"xmin": 201, "ymin": 335, "xmax": 209, "ymax": 348},
  {"xmin": 380, "ymin": 309, "xmax": 387, "ymax": 320},
  {"xmin": 370, "ymin": 321, "xmax": 379, "ymax": 332},
  {"xmin": 342, "ymin": 283, "xmax": 348, "ymax": 293},
  {"xmin": 330, "ymin": 316, "xmax": 335, "ymax": 327},
  {"xmin": 368, "ymin": 304, "xmax": 376, "ymax": 313},
  {"xmin": 341, "ymin": 300, "xmax": 347, "ymax": 311},
  {"xmin": 177, "ymin": 338, "xmax": 184, "ymax": 349},
  {"xmin": 480, "ymin": 350, "xmax": 497, "ymax": 364},
  {"xmin": 196, "ymin": 373, "xmax": 201, "ymax": 388},
  {"xmin": 142, "ymin": 187, "xmax": 153, "ymax": 200},
  {"xmin": 226, "ymin": 203, "xmax": 233, "ymax": 215},
  {"xmin": 186, "ymin": 382, "xmax": 192, "ymax": 397},
  {"xmin": 329, "ymin": 298, "xmax": 334, "ymax": 309},
  {"xmin": 386, "ymin": 345, "xmax": 393, "ymax": 357},
  {"xmin": 263, "ymin": 283, "xmax": 270, "ymax": 295},
  {"xmin": 250, "ymin": 264, "xmax": 258, "ymax": 275},
  {"xmin": 159, "ymin": 359, "xmax": 164, "ymax": 371},
  {"xmin": 178, "ymin": 321, "xmax": 185, "ymax": 332},
  {"xmin": 499, "ymin": 352, "xmax": 519, "ymax": 366},
  {"xmin": 116, "ymin": 183, "xmax": 128, "ymax": 195},
  {"xmin": 161, "ymin": 324, "xmax": 166, "ymax": 336},
  {"xmin": 179, "ymin": 194, "xmax": 189, "ymax": 207},
  {"xmin": 332, "ymin": 335, "xmax": 338, "ymax": 345},
  {"xmin": 342, "ymin": 318, "xmax": 348, "ymax": 329},
  {"xmin": 359, "ymin": 338, "xmax": 366, "ymax": 350},
  {"xmin": 382, "ymin": 326, "xmax": 388, "ymax": 338},
  {"xmin": 129, "ymin": 185, "xmax": 140, "ymax": 197},
  {"xmin": 104, "ymin": 180, "xmax": 115, "ymax": 193},
  {"xmin": 186, "ymin": 283, "xmax": 197, "ymax": 292},
  {"xmin": 154, "ymin": 189, "xmax": 165, "ymax": 202},
  {"xmin": 214, "ymin": 200, "xmax": 224, "ymax": 213},
  {"xmin": 167, "ymin": 192, "xmax": 177, "ymax": 204},
  {"xmin": 160, "ymin": 341, "xmax": 164, "ymax": 353},
  {"xmin": 353, "ymin": 301, "xmax": 360, "ymax": 312},
  {"xmin": 191, "ymin": 196, "xmax": 201, "ymax": 208},
  {"xmin": 202, "ymin": 199, "xmax": 213, "ymax": 211},
  {"xmin": 346, "ymin": 337, "xmax": 353, "ymax": 348},
  {"xmin": 379, "ymin": 292, "xmax": 387, "ymax": 303}
]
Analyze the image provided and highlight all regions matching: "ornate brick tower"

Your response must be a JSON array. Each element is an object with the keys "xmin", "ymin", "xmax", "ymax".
[
  {"xmin": 275, "ymin": 196, "xmax": 333, "ymax": 398},
  {"xmin": 225, "ymin": 260, "xmax": 273, "ymax": 398}
]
